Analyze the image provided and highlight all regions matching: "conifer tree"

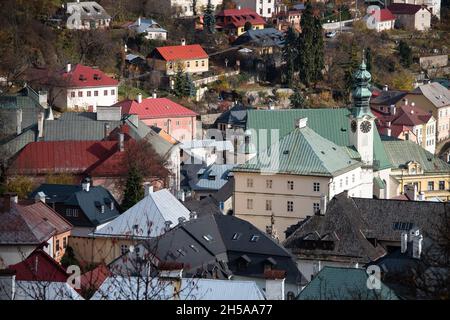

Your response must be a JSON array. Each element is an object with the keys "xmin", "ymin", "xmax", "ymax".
[
  {"xmin": 283, "ymin": 26, "xmax": 298, "ymax": 87},
  {"xmin": 203, "ymin": 0, "xmax": 216, "ymax": 33},
  {"xmin": 290, "ymin": 87, "xmax": 308, "ymax": 109},
  {"xmin": 173, "ymin": 70, "xmax": 186, "ymax": 98},
  {"xmin": 122, "ymin": 166, "xmax": 144, "ymax": 211}
]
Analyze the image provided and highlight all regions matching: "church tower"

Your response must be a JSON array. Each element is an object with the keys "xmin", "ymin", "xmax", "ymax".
[{"xmin": 349, "ymin": 60, "xmax": 375, "ymax": 166}]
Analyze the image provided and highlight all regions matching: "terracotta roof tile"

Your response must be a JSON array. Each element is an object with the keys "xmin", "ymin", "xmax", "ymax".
[{"xmin": 153, "ymin": 44, "xmax": 208, "ymax": 61}]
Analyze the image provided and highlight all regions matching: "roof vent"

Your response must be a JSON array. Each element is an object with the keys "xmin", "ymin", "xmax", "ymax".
[
  {"xmin": 296, "ymin": 117, "xmax": 308, "ymax": 129},
  {"xmin": 283, "ymin": 150, "xmax": 289, "ymax": 155}
]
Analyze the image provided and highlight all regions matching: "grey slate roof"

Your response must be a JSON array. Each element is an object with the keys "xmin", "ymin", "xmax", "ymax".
[
  {"xmin": 297, "ymin": 266, "xmax": 399, "ymax": 300},
  {"xmin": 412, "ymin": 82, "xmax": 450, "ymax": 108},
  {"xmin": 284, "ymin": 193, "xmax": 449, "ymax": 263},
  {"xmin": 29, "ymin": 184, "xmax": 121, "ymax": 227},
  {"xmin": 66, "ymin": 1, "xmax": 111, "ymax": 21},
  {"xmin": 142, "ymin": 214, "xmax": 306, "ymax": 285},
  {"xmin": 129, "ymin": 18, "xmax": 167, "ymax": 34},
  {"xmin": 189, "ymin": 164, "xmax": 236, "ymax": 191},
  {"xmin": 214, "ymin": 103, "xmax": 250, "ymax": 128},
  {"xmin": 370, "ymin": 90, "xmax": 407, "ymax": 106},
  {"xmin": 232, "ymin": 28, "xmax": 285, "ymax": 48}
]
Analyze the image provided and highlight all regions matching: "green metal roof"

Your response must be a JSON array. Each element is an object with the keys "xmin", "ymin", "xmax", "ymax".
[
  {"xmin": 374, "ymin": 176, "xmax": 386, "ymax": 189},
  {"xmin": 382, "ymin": 139, "xmax": 450, "ymax": 173},
  {"xmin": 297, "ymin": 266, "xmax": 400, "ymax": 300},
  {"xmin": 245, "ymin": 108, "xmax": 391, "ymax": 170},
  {"xmin": 235, "ymin": 126, "xmax": 361, "ymax": 177}
]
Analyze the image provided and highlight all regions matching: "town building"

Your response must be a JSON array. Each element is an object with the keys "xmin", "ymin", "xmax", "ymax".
[
  {"xmin": 372, "ymin": 103, "xmax": 437, "ymax": 154},
  {"xmin": 0, "ymin": 193, "xmax": 72, "ymax": 268},
  {"xmin": 216, "ymin": 8, "xmax": 266, "ymax": 36},
  {"xmin": 403, "ymin": 82, "xmax": 450, "ymax": 142},
  {"xmin": 283, "ymin": 192, "xmax": 448, "ymax": 281},
  {"xmin": 233, "ymin": 1, "xmax": 275, "ymax": 18},
  {"xmin": 69, "ymin": 187, "xmax": 191, "ymax": 265},
  {"xmin": 65, "ymin": 1, "xmax": 111, "ymax": 30},
  {"xmin": 109, "ymin": 214, "xmax": 307, "ymax": 298},
  {"xmin": 148, "ymin": 43, "xmax": 209, "ymax": 76},
  {"xmin": 391, "ymin": 0, "xmax": 441, "ymax": 19},
  {"xmin": 388, "ymin": 3, "xmax": 431, "ymax": 31},
  {"xmin": 232, "ymin": 28, "xmax": 285, "ymax": 56},
  {"xmin": 186, "ymin": 163, "xmax": 236, "ymax": 200},
  {"xmin": 128, "ymin": 17, "xmax": 167, "ymax": 40},
  {"xmin": 272, "ymin": 9, "xmax": 302, "ymax": 32},
  {"xmin": 115, "ymin": 95, "xmax": 198, "ymax": 142},
  {"xmin": 151, "ymin": 0, "xmax": 223, "ymax": 17},
  {"xmin": 364, "ymin": 8, "xmax": 396, "ymax": 32},
  {"xmin": 29, "ymin": 181, "xmax": 121, "ymax": 235},
  {"xmin": 180, "ymin": 139, "xmax": 234, "ymax": 165},
  {"xmin": 233, "ymin": 62, "xmax": 391, "ymax": 239},
  {"xmin": 382, "ymin": 137, "xmax": 450, "ymax": 201}
]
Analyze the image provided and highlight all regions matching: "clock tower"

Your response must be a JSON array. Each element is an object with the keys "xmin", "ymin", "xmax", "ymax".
[{"xmin": 349, "ymin": 60, "xmax": 375, "ymax": 166}]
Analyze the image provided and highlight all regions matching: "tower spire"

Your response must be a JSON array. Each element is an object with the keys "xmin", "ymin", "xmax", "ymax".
[{"xmin": 351, "ymin": 59, "xmax": 373, "ymax": 118}]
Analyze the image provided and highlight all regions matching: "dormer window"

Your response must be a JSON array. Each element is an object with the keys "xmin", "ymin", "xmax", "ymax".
[{"xmin": 250, "ymin": 235, "xmax": 260, "ymax": 242}]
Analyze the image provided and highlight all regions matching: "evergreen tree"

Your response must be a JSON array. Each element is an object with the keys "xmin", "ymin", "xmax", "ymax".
[
  {"xmin": 290, "ymin": 87, "xmax": 307, "ymax": 109},
  {"xmin": 122, "ymin": 166, "xmax": 144, "ymax": 211},
  {"xmin": 192, "ymin": 0, "xmax": 197, "ymax": 16},
  {"xmin": 244, "ymin": 21, "xmax": 253, "ymax": 31},
  {"xmin": 365, "ymin": 47, "xmax": 372, "ymax": 73},
  {"xmin": 173, "ymin": 70, "xmax": 186, "ymax": 98},
  {"xmin": 60, "ymin": 246, "xmax": 79, "ymax": 269},
  {"xmin": 398, "ymin": 40, "xmax": 413, "ymax": 68},
  {"xmin": 343, "ymin": 42, "xmax": 360, "ymax": 103},
  {"xmin": 282, "ymin": 26, "xmax": 298, "ymax": 87},
  {"xmin": 184, "ymin": 73, "xmax": 196, "ymax": 98},
  {"xmin": 203, "ymin": 0, "xmax": 216, "ymax": 33},
  {"xmin": 297, "ymin": 2, "xmax": 324, "ymax": 86}
]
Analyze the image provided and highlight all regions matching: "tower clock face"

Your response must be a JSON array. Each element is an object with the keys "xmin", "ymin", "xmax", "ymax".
[
  {"xmin": 360, "ymin": 121, "xmax": 372, "ymax": 133},
  {"xmin": 351, "ymin": 120, "xmax": 357, "ymax": 133}
]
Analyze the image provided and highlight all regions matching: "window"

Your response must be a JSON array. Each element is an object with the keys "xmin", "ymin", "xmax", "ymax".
[
  {"xmin": 186, "ymin": 61, "xmax": 190, "ymax": 68},
  {"xmin": 56, "ymin": 240, "xmax": 60, "ymax": 252},
  {"xmin": 250, "ymin": 235, "xmax": 260, "ymax": 242},
  {"xmin": 266, "ymin": 200, "xmax": 272, "ymax": 211},
  {"xmin": 313, "ymin": 203, "xmax": 320, "ymax": 213},
  {"xmin": 120, "ymin": 244, "xmax": 128, "ymax": 254},
  {"xmin": 176, "ymin": 121, "xmax": 180, "ymax": 126},
  {"xmin": 339, "ymin": 179, "xmax": 343, "ymax": 188},
  {"xmin": 104, "ymin": 90, "xmax": 108, "ymax": 96},
  {"xmin": 190, "ymin": 244, "xmax": 200, "ymax": 252},
  {"xmin": 352, "ymin": 174, "xmax": 355, "ymax": 183},
  {"xmin": 232, "ymin": 233, "xmax": 241, "ymax": 241},
  {"xmin": 266, "ymin": 179, "xmax": 272, "ymax": 189},
  {"xmin": 287, "ymin": 201, "xmax": 294, "ymax": 212},
  {"xmin": 111, "ymin": 89, "xmax": 115, "ymax": 95},
  {"xmin": 287, "ymin": 181, "xmax": 294, "ymax": 190},
  {"xmin": 66, "ymin": 208, "xmax": 78, "ymax": 217},
  {"xmin": 70, "ymin": 92, "xmax": 75, "ymax": 98},
  {"xmin": 87, "ymin": 91, "xmax": 91, "ymax": 97},
  {"xmin": 345, "ymin": 176, "xmax": 349, "ymax": 186},
  {"xmin": 201, "ymin": 60, "xmax": 205, "ymax": 67},
  {"xmin": 195, "ymin": 61, "xmax": 199, "ymax": 67},
  {"xmin": 203, "ymin": 234, "xmax": 214, "ymax": 242},
  {"xmin": 313, "ymin": 182, "xmax": 320, "ymax": 192},
  {"xmin": 63, "ymin": 237, "xmax": 67, "ymax": 249},
  {"xmin": 247, "ymin": 178, "xmax": 254, "ymax": 188},
  {"xmin": 428, "ymin": 181, "xmax": 434, "ymax": 191},
  {"xmin": 177, "ymin": 248, "xmax": 187, "ymax": 256},
  {"xmin": 94, "ymin": 91, "xmax": 98, "ymax": 96},
  {"xmin": 78, "ymin": 91, "xmax": 83, "ymax": 97},
  {"xmin": 247, "ymin": 199, "xmax": 253, "ymax": 209},
  {"xmin": 439, "ymin": 181, "xmax": 445, "ymax": 190}
]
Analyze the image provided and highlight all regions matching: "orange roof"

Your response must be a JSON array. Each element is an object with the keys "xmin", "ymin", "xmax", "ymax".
[{"xmin": 153, "ymin": 44, "xmax": 208, "ymax": 61}]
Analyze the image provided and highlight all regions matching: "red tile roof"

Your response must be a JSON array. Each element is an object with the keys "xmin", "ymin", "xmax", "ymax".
[
  {"xmin": 388, "ymin": 4, "xmax": 425, "ymax": 15},
  {"xmin": 62, "ymin": 64, "xmax": 118, "ymax": 88},
  {"xmin": 217, "ymin": 8, "xmax": 266, "ymax": 28},
  {"xmin": 9, "ymin": 140, "xmax": 130, "ymax": 176},
  {"xmin": 372, "ymin": 8, "xmax": 396, "ymax": 22},
  {"xmin": 79, "ymin": 264, "xmax": 111, "ymax": 294},
  {"xmin": 153, "ymin": 44, "xmax": 208, "ymax": 61},
  {"xmin": 115, "ymin": 97, "xmax": 198, "ymax": 119}
]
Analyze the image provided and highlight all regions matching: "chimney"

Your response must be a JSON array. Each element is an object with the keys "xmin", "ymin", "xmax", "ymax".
[
  {"xmin": 38, "ymin": 91, "xmax": 48, "ymax": 107},
  {"xmin": 418, "ymin": 192, "xmax": 425, "ymax": 201},
  {"xmin": 390, "ymin": 105, "xmax": 396, "ymax": 115},
  {"xmin": 237, "ymin": 5, "xmax": 241, "ymax": 10},
  {"xmin": 404, "ymin": 98, "xmax": 408, "ymax": 106},
  {"xmin": 66, "ymin": 63, "xmax": 72, "ymax": 73},
  {"xmin": 144, "ymin": 183, "xmax": 153, "ymax": 196},
  {"xmin": 412, "ymin": 233, "xmax": 423, "ymax": 259},
  {"xmin": 295, "ymin": 117, "xmax": 308, "ymax": 129},
  {"xmin": 164, "ymin": 220, "xmax": 172, "ymax": 232},
  {"xmin": 0, "ymin": 270, "xmax": 16, "ymax": 300},
  {"xmin": 152, "ymin": 90, "xmax": 157, "ymax": 99},
  {"xmin": 178, "ymin": 217, "xmax": 186, "ymax": 224},
  {"xmin": 104, "ymin": 123, "xmax": 111, "ymax": 139},
  {"xmin": 138, "ymin": 17, "xmax": 141, "ymax": 26},
  {"xmin": 264, "ymin": 270, "xmax": 286, "ymax": 300},
  {"xmin": 137, "ymin": 93, "xmax": 142, "ymax": 104},
  {"xmin": 411, "ymin": 102, "xmax": 415, "ymax": 107},
  {"xmin": 383, "ymin": 84, "xmax": 388, "ymax": 91},
  {"xmin": 16, "ymin": 109, "xmax": 22, "ymax": 135},
  {"xmin": 124, "ymin": 44, "xmax": 128, "ymax": 53},
  {"xmin": 181, "ymin": 38, "xmax": 186, "ymax": 46},
  {"xmin": 401, "ymin": 232, "xmax": 408, "ymax": 253},
  {"xmin": 35, "ymin": 191, "xmax": 46, "ymax": 204},
  {"xmin": 119, "ymin": 132, "xmax": 125, "ymax": 152},
  {"xmin": 189, "ymin": 211, "xmax": 197, "ymax": 220},
  {"xmin": 386, "ymin": 127, "xmax": 391, "ymax": 137},
  {"xmin": 1, "ymin": 193, "xmax": 16, "ymax": 213},
  {"xmin": 81, "ymin": 178, "xmax": 90, "ymax": 192},
  {"xmin": 179, "ymin": 191, "xmax": 185, "ymax": 202},
  {"xmin": 319, "ymin": 194, "xmax": 327, "ymax": 214},
  {"xmin": 10, "ymin": 194, "xmax": 18, "ymax": 204},
  {"xmin": 37, "ymin": 111, "xmax": 44, "ymax": 139}
]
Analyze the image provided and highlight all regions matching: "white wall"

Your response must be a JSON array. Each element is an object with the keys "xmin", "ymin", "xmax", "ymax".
[
  {"xmin": 172, "ymin": 0, "xmax": 223, "ymax": 16},
  {"xmin": 65, "ymin": 86, "xmax": 118, "ymax": 110},
  {"xmin": 0, "ymin": 246, "xmax": 37, "ymax": 268},
  {"xmin": 297, "ymin": 259, "xmax": 361, "ymax": 283},
  {"xmin": 234, "ymin": 0, "xmax": 275, "ymax": 18}
]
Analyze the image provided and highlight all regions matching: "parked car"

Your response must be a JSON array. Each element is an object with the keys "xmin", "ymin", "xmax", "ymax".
[{"xmin": 325, "ymin": 31, "xmax": 337, "ymax": 38}]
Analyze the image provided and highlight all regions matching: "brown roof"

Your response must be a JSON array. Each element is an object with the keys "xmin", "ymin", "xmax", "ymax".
[
  {"xmin": 388, "ymin": 3, "xmax": 427, "ymax": 15},
  {"xmin": 19, "ymin": 201, "xmax": 72, "ymax": 234}
]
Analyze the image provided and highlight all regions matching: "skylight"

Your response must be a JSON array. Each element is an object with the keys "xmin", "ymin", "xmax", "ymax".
[
  {"xmin": 177, "ymin": 248, "xmax": 187, "ymax": 256},
  {"xmin": 232, "ymin": 233, "xmax": 241, "ymax": 240},
  {"xmin": 189, "ymin": 244, "xmax": 199, "ymax": 252},
  {"xmin": 203, "ymin": 234, "xmax": 214, "ymax": 242},
  {"xmin": 250, "ymin": 235, "xmax": 260, "ymax": 242}
]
